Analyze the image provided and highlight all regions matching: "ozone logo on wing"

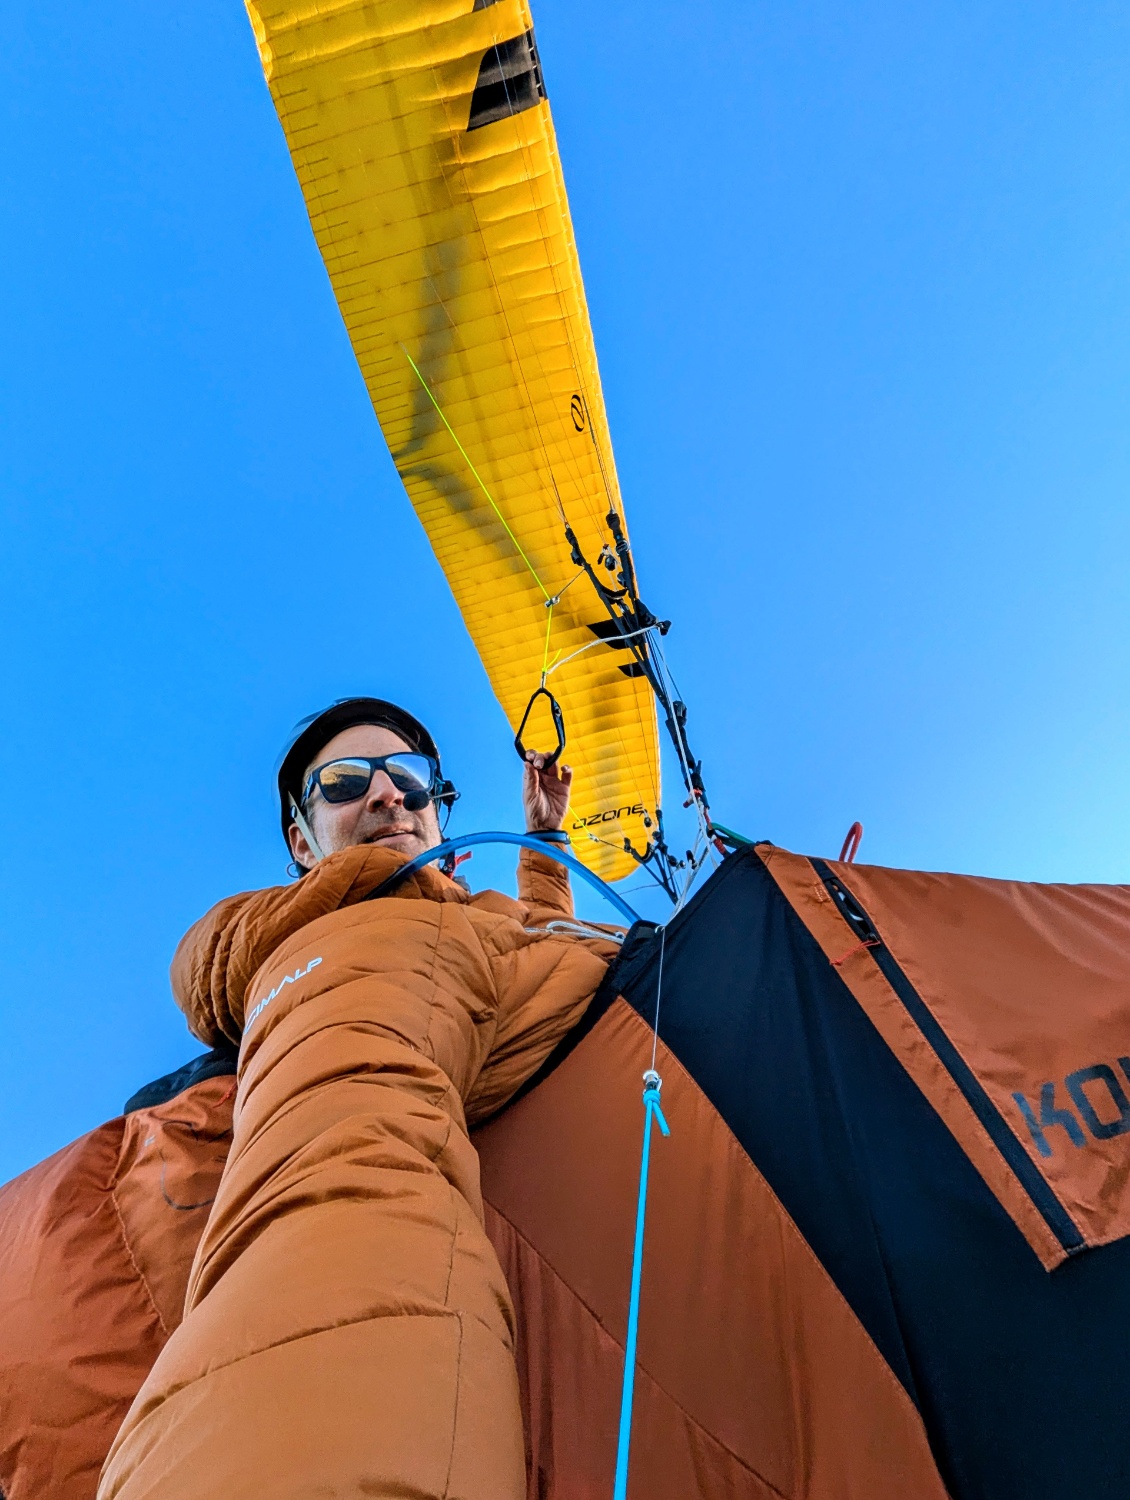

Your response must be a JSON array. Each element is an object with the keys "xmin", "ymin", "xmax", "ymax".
[
  {"xmin": 246, "ymin": 956, "xmax": 323, "ymax": 1031},
  {"xmin": 573, "ymin": 803, "xmax": 648, "ymax": 829}
]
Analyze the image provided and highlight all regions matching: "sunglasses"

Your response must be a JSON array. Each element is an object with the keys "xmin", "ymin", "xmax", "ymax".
[{"xmin": 301, "ymin": 752, "xmax": 438, "ymax": 809}]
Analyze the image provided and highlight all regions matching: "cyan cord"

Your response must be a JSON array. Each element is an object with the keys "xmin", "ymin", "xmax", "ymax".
[
  {"xmin": 370, "ymin": 830, "xmax": 642, "ymax": 925},
  {"xmin": 613, "ymin": 1069, "xmax": 671, "ymax": 1499}
]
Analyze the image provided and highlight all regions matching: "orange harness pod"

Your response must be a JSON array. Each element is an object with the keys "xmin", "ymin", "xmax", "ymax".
[{"xmin": 5, "ymin": 843, "xmax": 1130, "ymax": 1499}]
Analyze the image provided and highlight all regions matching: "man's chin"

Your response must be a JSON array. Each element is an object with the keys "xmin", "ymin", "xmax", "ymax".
[{"xmin": 364, "ymin": 832, "xmax": 426, "ymax": 857}]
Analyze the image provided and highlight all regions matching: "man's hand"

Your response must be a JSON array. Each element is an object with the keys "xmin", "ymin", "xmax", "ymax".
[{"xmin": 523, "ymin": 751, "xmax": 573, "ymax": 832}]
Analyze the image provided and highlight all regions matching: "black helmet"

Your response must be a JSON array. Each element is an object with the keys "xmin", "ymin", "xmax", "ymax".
[{"xmin": 276, "ymin": 696, "xmax": 458, "ymax": 846}]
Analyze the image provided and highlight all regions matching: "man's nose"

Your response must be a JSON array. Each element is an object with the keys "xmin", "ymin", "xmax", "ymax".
[{"xmin": 365, "ymin": 771, "xmax": 403, "ymax": 808}]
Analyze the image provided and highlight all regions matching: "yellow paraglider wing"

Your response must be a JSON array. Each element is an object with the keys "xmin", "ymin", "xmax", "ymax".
[{"xmin": 246, "ymin": 0, "xmax": 660, "ymax": 880}]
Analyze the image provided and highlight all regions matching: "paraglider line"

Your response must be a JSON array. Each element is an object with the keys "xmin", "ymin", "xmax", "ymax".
[
  {"xmin": 561, "ymin": 522, "xmax": 712, "ymax": 894},
  {"xmin": 649, "ymin": 925, "xmax": 667, "ymax": 1074},
  {"xmin": 647, "ymin": 629, "xmax": 719, "ymax": 887},
  {"xmin": 541, "ymin": 602, "xmax": 556, "ymax": 681},
  {"xmin": 574, "ymin": 389, "xmax": 621, "ymax": 531},
  {"xmin": 613, "ymin": 1062, "xmax": 670, "ymax": 1500},
  {"xmin": 544, "ymin": 567, "xmax": 584, "ymax": 607},
  {"xmin": 543, "ymin": 626, "xmax": 651, "ymax": 680},
  {"xmin": 402, "ymin": 347, "xmax": 551, "ymax": 602}
]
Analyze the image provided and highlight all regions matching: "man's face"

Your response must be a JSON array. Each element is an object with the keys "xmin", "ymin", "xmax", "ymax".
[{"xmin": 287, "ymin": 723, "xmax": 443, "ymax": 870}]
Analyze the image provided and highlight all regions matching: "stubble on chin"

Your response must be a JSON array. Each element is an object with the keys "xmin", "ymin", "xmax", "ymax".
[{"xmin": 354, "ymin": 812, "xmax": 431, "ymax": 856}]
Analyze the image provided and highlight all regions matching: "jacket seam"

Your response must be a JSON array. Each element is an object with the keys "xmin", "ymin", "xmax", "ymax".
[
  {"xmin": 109, "ymin": 1188, "xmax": 172, "ymax": 1339},
  {"xmin": 440, "ymin": 1311, "xmax": 466, "ymax": 1500},
  {"xmin": 124, "ymin": 1306, "xmax": 483, "ymax": 1405},
  {"xmin": 422, "ymin": 903, "xmax": 446, "ymax": 1063}
]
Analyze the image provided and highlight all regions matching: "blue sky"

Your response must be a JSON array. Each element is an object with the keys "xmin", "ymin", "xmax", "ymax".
[{"xmin": 3, "ymin": 0, "xmax": 1129, "ymax": 1181}]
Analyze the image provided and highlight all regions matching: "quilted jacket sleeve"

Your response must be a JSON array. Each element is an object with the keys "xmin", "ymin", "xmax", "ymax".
[
  {"xmin": 515, "ymin": 844, "xmax": 575, "ymax": 927},
  {"xmin": 465, "ymin": 873, "xmax": 618, "ymax": 1127}
]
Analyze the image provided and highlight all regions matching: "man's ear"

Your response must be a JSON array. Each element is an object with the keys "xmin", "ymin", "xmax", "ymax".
[
  {"xmin": 287, "ymin": 793, "xmax": 326, "ymax": 866},
  {"xmin": 287, "ymin": 817, "xmax": 317, "ymax": 871}
]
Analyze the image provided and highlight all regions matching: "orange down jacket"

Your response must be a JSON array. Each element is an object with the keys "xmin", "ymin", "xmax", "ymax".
[{"xmin": 94, "ymin": 844, "xmax": 613, "ymax": 1500}]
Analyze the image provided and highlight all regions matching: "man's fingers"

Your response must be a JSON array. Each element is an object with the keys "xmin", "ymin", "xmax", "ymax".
[{"xmin": 525, "ymin": 751, "xmax": 570, "ymax": 777}]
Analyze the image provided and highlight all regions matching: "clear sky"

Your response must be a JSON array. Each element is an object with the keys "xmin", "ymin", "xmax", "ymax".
[{"xmin": 3, "ymin": 0, "xmax": 1129, "ymax": 1182}]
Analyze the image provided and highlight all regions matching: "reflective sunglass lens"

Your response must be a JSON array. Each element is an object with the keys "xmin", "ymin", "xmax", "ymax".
[
  {"xmin": 317, "ymin": 759, "xmax": 374, "ymax": 803},
  {"xmin": 383, "ymin": 753, "xmax": 434, "ymax": 793}
]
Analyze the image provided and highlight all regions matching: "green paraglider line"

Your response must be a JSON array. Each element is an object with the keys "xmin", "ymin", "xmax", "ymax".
[{"xmin": 402, "ymin": 346, "xmax": 552, "ymax": 602}]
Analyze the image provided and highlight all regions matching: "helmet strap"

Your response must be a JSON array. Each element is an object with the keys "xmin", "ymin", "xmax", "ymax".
[{"xmin": 289, "ymin": 796, "xmax": 325, "ymax": 865}]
